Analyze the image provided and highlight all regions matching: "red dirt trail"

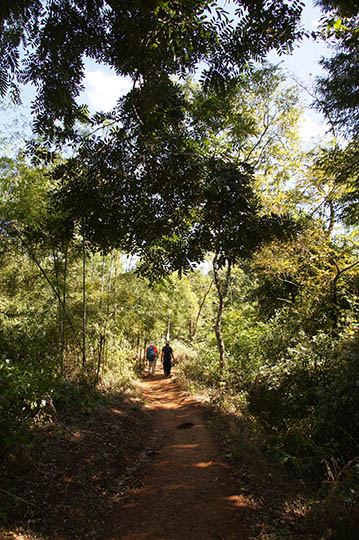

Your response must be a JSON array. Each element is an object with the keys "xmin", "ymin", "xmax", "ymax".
[{"xmin": 102, "ymin": 365, "xmax": 257, "ymax": 540}]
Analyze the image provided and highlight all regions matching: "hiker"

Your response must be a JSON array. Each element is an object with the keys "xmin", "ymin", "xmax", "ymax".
[
  {"xmin": 161, "ymin": 342, "xmax": 175, "ymax": 377},
  {"xmin": 146, "ymin": 341, "xmax": 158, "ymax": 376}
]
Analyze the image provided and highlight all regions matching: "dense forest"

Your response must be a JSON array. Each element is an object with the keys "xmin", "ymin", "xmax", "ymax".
[{"xmin": 1, "ymin": 0, "xmax": 359, "ymax": 538}]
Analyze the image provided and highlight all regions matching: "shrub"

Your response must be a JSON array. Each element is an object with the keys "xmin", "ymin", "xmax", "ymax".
[
  {"xmin": 246, "ymin": 330, "xmax": 359, "ymax": 480},
  {"xmin": 0, "ymin": 354, "xmax": 54, "ymax": 460}
]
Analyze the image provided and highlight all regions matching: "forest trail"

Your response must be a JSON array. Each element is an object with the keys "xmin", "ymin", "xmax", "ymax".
[{"xmin": 102, "ymin": 365, "xmax": 256, "ymax": 540}]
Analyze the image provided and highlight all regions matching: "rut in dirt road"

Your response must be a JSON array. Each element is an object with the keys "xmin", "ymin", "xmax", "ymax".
[{"xmin": 102, "ymin": 366, "xmax": 257, "ymax": 540}]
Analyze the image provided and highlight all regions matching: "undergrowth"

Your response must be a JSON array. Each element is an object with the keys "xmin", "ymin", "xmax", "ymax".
[
  {"xmin": 177, "ymin": 345, "xmax": 359, "ymax": 540},
  {"xmin": 0, "ymin": 370, "xmax": 151, "ymax": 540}
]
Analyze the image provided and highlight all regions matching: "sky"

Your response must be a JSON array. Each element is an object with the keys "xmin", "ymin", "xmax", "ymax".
[{"xmin": 267, "ymin": 0, "xmax": 331, "ymax": 143}]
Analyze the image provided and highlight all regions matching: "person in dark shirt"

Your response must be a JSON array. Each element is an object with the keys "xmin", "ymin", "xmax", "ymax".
[{"xmin": 161, "ymin": 342, "xmax": 175, "ymax": 377}]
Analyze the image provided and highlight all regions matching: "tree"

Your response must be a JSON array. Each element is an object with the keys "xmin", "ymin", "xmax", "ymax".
[
  {"xmin": 186, "ymin": 62, "xmax": 305, "ymax": 216},
  {"xmin": 187, "ymin": 63, "xmax": 302, "ymax": 165},
  {"xmin": 315, "ymin": 1, "xmax": 359, "ymax": 136},
  {"xmin": 2, "ymin": 2, "xmax": 306, "ymax": 378},
  {"xmin": 310, "ymin": 2, "xmax": 359, "ymax": 243},
  {"xmin": 0, "ymin": 2, "xmax": 306, "ymax": 284},
  {"xmin": 1, "ymin": 1, "xmax": 304, "ymax": 143},
  {"xmin": 171, "ymin": 67, "xmax": 303, "ymax": 372},
  {"xmin": 0, "ymin": 153, "xmax": 91, "ymax": 367}
]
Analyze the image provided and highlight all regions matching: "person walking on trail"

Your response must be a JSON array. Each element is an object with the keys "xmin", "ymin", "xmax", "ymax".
[
  {"xmin": 161, "ymin": 342, "xmax": 175, "ymax": 377},
  {"xmin": 146, "ymin": 341, "xmax": 158, "ymax": 376}
]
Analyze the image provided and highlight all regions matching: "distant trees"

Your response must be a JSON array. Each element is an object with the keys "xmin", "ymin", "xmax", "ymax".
[
  {"xmin": 0, "ymin": 148, "xmax": 206, "ymax": 458},
  {"xmin": 0, "ymin": 151, "xmax": 199, "ymax": 370}
]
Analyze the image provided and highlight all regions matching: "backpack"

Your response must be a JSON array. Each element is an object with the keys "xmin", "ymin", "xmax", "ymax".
[{"xmin": 146, "ymin": 346, "xmax": 155, "ymax": 361}]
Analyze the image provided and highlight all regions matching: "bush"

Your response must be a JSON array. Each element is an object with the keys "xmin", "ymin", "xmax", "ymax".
[
  {"xmin": 180, "ymin": 339, "xmax": 222, "ymax": 388},
  {"xmin": 0, "ymin": 354, "xmax": 55, "ymax": 460}
]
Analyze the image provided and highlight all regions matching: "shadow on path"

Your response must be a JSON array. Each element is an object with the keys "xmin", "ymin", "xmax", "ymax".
[{"xmin": 102, "ymin": 367, "xmax": 256, "ymax": 540}]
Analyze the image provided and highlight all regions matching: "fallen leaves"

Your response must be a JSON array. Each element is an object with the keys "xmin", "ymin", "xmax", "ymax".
[{"xmin": 0, "ymin": 391, "xmax": 153, "ymax": 540}]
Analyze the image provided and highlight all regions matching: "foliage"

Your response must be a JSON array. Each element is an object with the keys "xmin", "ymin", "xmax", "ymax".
[
  {"xmin": 181, "ymin": 338, "xmax": 223, "ymax": 388},
  {"xmin": 187, "ymin": 63, "xmax": 302, "ymax": 176},
  {"xmin": 0, "ymin": 353, "xmax": 55, "ymax": 459},
  {"xmin": 1, "ymin": 3, "xmax": 305, "ymax": 288},
  {"xmin": 315, "ymin": 1, "xmax": 359, "ymax": 136},
  {"xmin": 245, "ymin": 329, "xmax": 359, "ymax": 478},
  {"xmin": 313, "ymin": 140, "xmax": 359, "ymax": 228},
  {"xmin": 0, "ymin": 0, "xmax": 304, "ymax": 143},
  {"xmin": 2, "ymin": 9, "xmax": 359, "ymax": 536},
  {"xmin": 179, "ymin": 210, "xmax": 359, "ymax": 488}
]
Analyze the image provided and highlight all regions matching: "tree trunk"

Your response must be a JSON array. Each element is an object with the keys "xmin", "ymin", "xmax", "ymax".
[
  {"xmin": 166, "ymin": 318, "xmax": 171, "ymax": 341},
  {"xmin": 52, "ymin": 248, "xmax": 63, "ymax": 367},
  {"xmin": 327, "ymin": 200, "xmax": 335, "ymax": 235},
  {"xmin": 25, "ymin": 242, "xmax": 82, "ymax": 354},
  {"xmin": 103, "ymin": 252, "xmax": 114, "ymax": 372},
  {"xmin": 192, "ymin": 278, "xmax": 213, "ymax": 338},
  {"xmin": 82, "ymin": 232, "xmax": 86, "ymax": 367},
  {"xmin": 113, "ymin": 252, "xmax": 119, "ymax": 349},
  {"xmin": 95, "ymin": 254, "xmax": 106, "ymax": 377},
  {"xmin": 136, "ymin": 334, "xmax": 141, "ymax": 361},
  {"xmin": 143, "ymin": 338, "xmax": 148, "ymax": 369},
  {"xmin": 213, "ymin": 255, "xmax": 232, "ymax": 377},
  {"xmin": 96, "ymin": 334, "xmax": 104, "ymax": 380},
  {"xmin": 61, "ymin": 241, "xmax": 69, "ymax": 373}
]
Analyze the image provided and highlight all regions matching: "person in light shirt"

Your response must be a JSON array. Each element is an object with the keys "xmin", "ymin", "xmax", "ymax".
[{"xmin": 146, "ymin": 341, "xmax": 158, "ymax": 376}]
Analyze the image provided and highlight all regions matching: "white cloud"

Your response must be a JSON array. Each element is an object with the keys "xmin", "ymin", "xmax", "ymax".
[{"xmin": 83, "ymin": 70, "xmax": 132, "ymax": 112}]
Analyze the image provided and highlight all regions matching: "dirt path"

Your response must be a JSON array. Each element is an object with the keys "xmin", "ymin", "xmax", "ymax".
[{"xmin": 102, "ymin": 365, "xmax": 256, "ymax": 540}]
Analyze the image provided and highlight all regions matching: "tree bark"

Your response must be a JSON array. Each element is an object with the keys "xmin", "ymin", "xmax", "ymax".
[
  {"xmin": 166, "ymin": 318, "xmax": 171, "ymax": 342},
  {"xmin": 136, "ymin": 334, "xmax": 141, "ymax": 361},
  {"xmin": 212, "ymin": 255, "xmax": 232, "ymax": 377},
  {"xmin": 113, "ymin": 252, "xmax": 119, "ymax": 349},
  {"xmin": 82, "ymin": 231, "xmax": 86, "ymax": 367},
  {"xmin": 51, "ymin": 247, "xmax": 63, "ymax": 366},
  {"xmin": 192, "ymin": 278, "xmax": 213, "ymax": 338},
  {"xmin": 103, "ymin": 252, "xmax": 114, "ymax": 372},
  {"xmin": 143, "ymin": 338, "xmax": 148, "ymax": 369},
  {"xmin": 61, "ymin": 241, "xmax": 69, "ymax": 372}
]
